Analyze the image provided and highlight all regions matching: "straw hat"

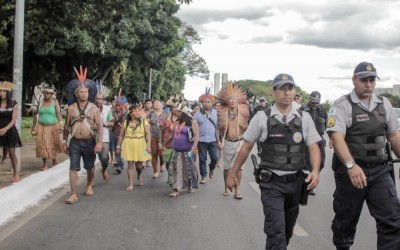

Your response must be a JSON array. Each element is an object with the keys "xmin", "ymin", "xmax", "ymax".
[{"xmin": 0, "ymin": 81, "xmax": 14, "ymax": 92}]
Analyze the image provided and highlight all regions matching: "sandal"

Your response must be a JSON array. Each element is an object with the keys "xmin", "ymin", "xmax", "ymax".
[
  {"xmin": 65, "ymin": 193, "xmax": 78, "ymax": 204},
  {"xmin": 234, "ymin": 190, "xmax": 243, "ymax": 200},
  {"xmin": 223, "ymin": 190, "xmax": 231, "ymax": 196}
]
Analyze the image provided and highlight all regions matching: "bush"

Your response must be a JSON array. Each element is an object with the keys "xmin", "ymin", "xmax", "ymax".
[{"xmin": 20, "ymin": 117, "xmax": 34, "ymax": 143}]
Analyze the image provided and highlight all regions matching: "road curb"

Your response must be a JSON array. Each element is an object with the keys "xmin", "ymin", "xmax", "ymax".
[{"xmin": 0, "ymin": 159, "xmax": 89, "ymax": 227}]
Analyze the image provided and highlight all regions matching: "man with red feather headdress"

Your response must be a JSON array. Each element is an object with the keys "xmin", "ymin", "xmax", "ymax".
[
  {"xmin": 62, "ymin": 66, "xmax": 103, "ymax": 204},
  {"xmin": 194, "ymin": 87, "xmax": 219, "ymax": 184}
]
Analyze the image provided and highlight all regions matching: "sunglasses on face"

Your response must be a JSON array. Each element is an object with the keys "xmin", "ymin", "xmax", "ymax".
[{"xmin": 43, "ymin": 92, "xmax": 54, "ymax": 95}]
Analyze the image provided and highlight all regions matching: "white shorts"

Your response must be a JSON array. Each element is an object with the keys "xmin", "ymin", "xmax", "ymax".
[{"xmin": 222, "ymin": 139, "xmax": 244, "ymax": 170}]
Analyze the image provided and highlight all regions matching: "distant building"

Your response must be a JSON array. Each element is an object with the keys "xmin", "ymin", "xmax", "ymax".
[
  {"xmin": 213, "ymin": 73, "xmax": 228, "ymax": 95},
  {"xmin": 214, "ymin": 73, "xmax": 221, "ymax": 95},
  {"xmin": 221, "ymin": 73, "xmax": 228, "ymax": 88},
  {"xmin": 374, "ymin": 84, "xmax": 400, "ymax": 97}
]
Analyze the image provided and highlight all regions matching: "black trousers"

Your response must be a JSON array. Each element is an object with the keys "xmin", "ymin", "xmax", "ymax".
[
  {"xmin": 260, "ymin": 177, "xmax": 303, "ymax": 250},
  {"xmin": 332, "ymin": 164, "xmax": 400, "ymax": 250}
]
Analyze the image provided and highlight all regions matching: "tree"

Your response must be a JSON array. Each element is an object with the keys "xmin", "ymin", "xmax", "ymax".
[
  {"xmin": 0, "ymin": 0, "xmax": 200, "ymax": 103},
  {"xmin": 179, "ymin": 23, "xmax": 209, "ymax": 80},
  {"xmin": 235, "ymin": 79, "xmax": 308, "ymax": 103},
  {"xmin": 381, "ymin": 93, "xmax": 400, "ymax": 108}
]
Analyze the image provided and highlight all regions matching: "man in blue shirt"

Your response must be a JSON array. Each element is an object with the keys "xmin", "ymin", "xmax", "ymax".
[{"xmin": 194, "ymin": 89, "xmax": 219, "ymax": 184}]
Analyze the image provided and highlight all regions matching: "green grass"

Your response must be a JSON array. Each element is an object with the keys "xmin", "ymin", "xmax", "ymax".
[{"xmin": 20, "ymin": 116, "xmax": 34, "ymax": 143}]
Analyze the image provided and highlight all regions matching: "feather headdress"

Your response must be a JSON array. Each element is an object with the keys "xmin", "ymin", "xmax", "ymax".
[
  {"xmin": 65, "ymin": 65, "xmax": 98, "ymax": 105},
  {"xmin": 198, "ymin": 87, "xmax": 215, "ymax": 103},
  {"xmin": 95, "ymin": 79, "xmax": 111, "ymax": 98},
  {"xmin": 217, "ymin": 81, "xmax": 248, "ymax": 105},
  {"xmin": 216, "ymin": 81, "xmax": 249, "ymax": 140}
]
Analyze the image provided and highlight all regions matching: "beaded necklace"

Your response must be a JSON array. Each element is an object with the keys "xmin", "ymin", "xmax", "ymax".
[
  {"xmin": 128, "ymin": 118, "xmax": 141, "ymax": 136},
  {"xmin": 174, "ymin": 121, "xmax": 186, "ymax": 139}
]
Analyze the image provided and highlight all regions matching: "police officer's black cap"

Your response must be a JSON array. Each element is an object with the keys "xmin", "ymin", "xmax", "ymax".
[
  {"xmin": 309, "ymin": 91, "xmax": 321, "ymax": 104},
  {"xmin": 353, "ymin": 62, "xmax": 380, "ymax": 79},
  {"xmin": 272, "ymin": 73, "xmax": 296, "ymax": 89}
]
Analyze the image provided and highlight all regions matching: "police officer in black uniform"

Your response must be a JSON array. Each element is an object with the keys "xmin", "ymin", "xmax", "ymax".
[
  {"xmin": 253, "ymin": 97, "xmax": 270, "ymax": 155},
  {"xmin": 227, "ymin": 73, "xmax": 322, "ymax": 250},
  {"xmin": 253, "ymin": 97, "xmax": 269, "ymax": 114},
  {"xmin": 300, "ymin": 91, "xmax": 328, "ymax": 195},
  {"xmin": 327, "ymin": 62, "xmax": 400, "ymax": 250}
]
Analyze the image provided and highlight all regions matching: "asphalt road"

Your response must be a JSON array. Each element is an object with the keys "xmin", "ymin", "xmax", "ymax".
[{"xmin": 0, "ymin": 146, "xmax": 399, "ymax": 250}]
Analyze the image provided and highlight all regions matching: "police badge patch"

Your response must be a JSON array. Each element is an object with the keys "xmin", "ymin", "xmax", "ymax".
[
  {"xmin": 356, "ymin": 114, "xmax": 369, "ymax": 122},
  {"xmin": 327, "ymin": 116, "xmax": 335, "ymax": 128},
  {"xmin": 293, "ymin": 132, "xmax": 302, "ymax": 143}
]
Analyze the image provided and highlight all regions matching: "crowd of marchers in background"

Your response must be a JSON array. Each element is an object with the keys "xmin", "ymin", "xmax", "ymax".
[{"xmin": 2, "ymin": 61, "xmax": 400, "ymax": 250}]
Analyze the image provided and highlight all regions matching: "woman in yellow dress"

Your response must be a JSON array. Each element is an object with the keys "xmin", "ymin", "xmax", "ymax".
[{"xmin": 116, "ymin": 104, "xmax": 151, "ymax": 191}]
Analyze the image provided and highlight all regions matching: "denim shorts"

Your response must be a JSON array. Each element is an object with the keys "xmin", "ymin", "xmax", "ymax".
[{"xmin": 69, "ymin": 137, "xmax": 97, "ymax": 171}]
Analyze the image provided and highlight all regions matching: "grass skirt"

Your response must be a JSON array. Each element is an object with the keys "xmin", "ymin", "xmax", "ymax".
[{"xmin": 35, "ymin": 123, "xmax": 62, "ymax": 159}]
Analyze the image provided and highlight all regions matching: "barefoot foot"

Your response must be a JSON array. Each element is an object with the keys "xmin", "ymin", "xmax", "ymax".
[
  {"xmin": 102, "ymin": 172, "xmax": 110, "ymax": 183},
  {"xmin": 85, "ymin": 187, "xmax": 94, "ymax": 196},
  {"xmin": 12, "ymin": 175, "xmax": 20, "ymax": 184}
]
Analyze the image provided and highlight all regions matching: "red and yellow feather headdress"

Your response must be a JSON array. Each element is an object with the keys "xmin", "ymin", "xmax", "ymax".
[{"xmin": 198, "ymin": 87, "xmax": 215, "ymax": 103}]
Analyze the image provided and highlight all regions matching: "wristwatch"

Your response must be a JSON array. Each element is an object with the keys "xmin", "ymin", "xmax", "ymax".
[{"xmin": 345, "ymin": 160, "xmax": 355, "ymax": 169}]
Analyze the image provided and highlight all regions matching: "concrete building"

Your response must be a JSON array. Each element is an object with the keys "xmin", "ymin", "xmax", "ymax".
[
  {"xmin": 375, "ymin": 84, "xmax": 400, "ymax": 97},
  {"xmin": 221, "ymin": 73, "xmax": 228, "ymax": 88},
  {"xmin": 214, "ymin": 73, "xmax": 221, "ymax": 95}
]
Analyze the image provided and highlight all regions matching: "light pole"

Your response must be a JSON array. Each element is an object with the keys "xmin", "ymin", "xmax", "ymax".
[
  {"xmin": 12, "ymin": 0, "xmax": 25, "ymax": 172},
  {"xmin": 148, "ymin": 68, "xmax": 152, "ymax": 100}
]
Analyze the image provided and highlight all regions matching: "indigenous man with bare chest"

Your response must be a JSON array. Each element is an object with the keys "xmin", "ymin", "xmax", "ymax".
[
  {"xmin": 216, "ymin": 83, "xmax": 249, "ymax": 199},
  {"xmin": 63, "ymin": 70, "xmax": 103, "ymax": 205}
]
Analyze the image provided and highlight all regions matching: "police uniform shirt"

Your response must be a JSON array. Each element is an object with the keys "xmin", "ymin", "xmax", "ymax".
[
  {"xmin": 244, "ymin": 104, "xmax": 322, "ymax": 175},
  {"xmin": 326, "ymin": 90, "xmax": 399, "ymax": 134}
]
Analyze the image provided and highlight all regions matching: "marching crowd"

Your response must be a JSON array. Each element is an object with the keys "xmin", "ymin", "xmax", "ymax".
[{"xmin": 1, "ymin": 61, "xmax": 400, "ymax": 249}]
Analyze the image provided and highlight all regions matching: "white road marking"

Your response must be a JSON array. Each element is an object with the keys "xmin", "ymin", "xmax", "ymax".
[
  {"xmin": 249, "ymin": 182, "xmax": 309, "ymax": 237},
  {"xmin": 293, "ymin": 223, "xmax": 309, "ymax": 236}
]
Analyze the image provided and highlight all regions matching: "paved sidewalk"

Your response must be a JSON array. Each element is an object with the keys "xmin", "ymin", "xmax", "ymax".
[{"xmin": 0, "ymin": 159, "xmax": 94, "ymax": 227}]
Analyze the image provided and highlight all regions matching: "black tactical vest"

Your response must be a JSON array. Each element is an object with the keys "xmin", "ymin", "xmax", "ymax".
[
  {"xmin": 302, "ymin": 105, "xmax": 326, "ymax": 136},
  {"xmin": 333, "ymin": 95, "xmax": 388, "ymax": 169},
  {"xmin": 259, "ymin": 108, "xmax": 306, "ymax": 171}
]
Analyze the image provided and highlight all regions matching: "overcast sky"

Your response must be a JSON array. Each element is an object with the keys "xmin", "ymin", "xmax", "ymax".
[{"xmin": 178, "ymin": 0, "xmax": 400, "ymax": 102}]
